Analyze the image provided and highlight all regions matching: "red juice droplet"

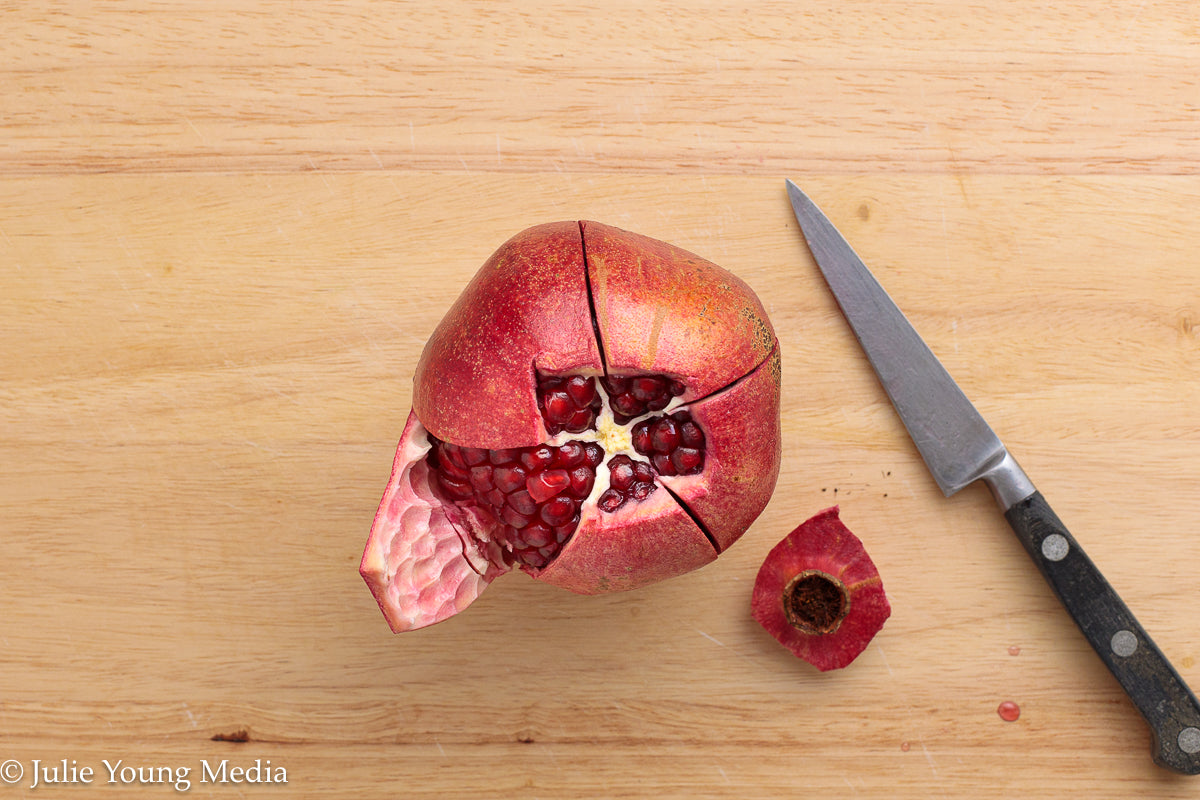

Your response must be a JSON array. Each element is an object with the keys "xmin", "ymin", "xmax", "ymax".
[
  {"xmin": 1007, "ymin": 645, "xmax": 1021, "ymax": 656},
  {"xmin": 900, "ymin": 741, "xmax": 911, "ymax": 752},
  {"xmin": 997, "ymin": 701, "xmax": 1021, "ymax": 722}
]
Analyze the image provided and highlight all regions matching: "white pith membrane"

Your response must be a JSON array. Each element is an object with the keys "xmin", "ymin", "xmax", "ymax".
[{"xmin": 360, "ymin": 415, "xmax": 505, "ymax": 633}]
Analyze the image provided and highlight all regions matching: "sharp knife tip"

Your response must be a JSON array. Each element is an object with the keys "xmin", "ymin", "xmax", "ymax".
[
  {"xmin": 785, "ymin": 178, "xmax": 812, "ymax": 202},
  {"xmin": 784, "ymin": 180, "xmax": 818, "ymax": 229}
]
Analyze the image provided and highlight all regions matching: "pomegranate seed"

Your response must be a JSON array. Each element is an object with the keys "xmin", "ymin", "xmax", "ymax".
[
  {"xmin": 652, "ymin": 453, "xmax": 673, "ymax": 475},
  {"xmin": 440, "ymin": 442, "xmax": 465, "ymax": 467},
  {"xmin": 608, "ymin": 455, "xmax": 636, "ymax": 491},
  {"xmin": 540, "ymin": 496, "xmax": 576, "ymax": 527},
  {"xmin": 671, "ymin": 447, "xmax": 703, "ymax": 474},
  {"xmin": 565, "ymin": 409, "xmax": 593, "ymax": 433},
  {"xmin": 521, "ymin": 446, "xmax": 555, "ymax": 472},
  {"xmin": 597, "ymin": 489, "xmax": 625, "ymax": 512},
  {"xmin": 630, "ymin": 482, "xmax": 655, "ymax": 501},
  {"xmin": 602, "ymin": 376, "xmax": 629, "ymax": 395},
  {"xmin": 543, "ymin": 391, "xmax": 573, "ymax": 424},
  {"xmin": 489, "ymin": 447, "xmax": 519, "ymax": 465},
  {"xmin": 565, "ymin": 375, "xmax": 596, "ymax": 405},
  {"xmin": 553, "ymin": 441, "xmax": 585, "ymax": 468},
  {"xmin": 438, "ymin": 475, "xmax": 472, "ymax": 499},
  {"xmin": 603, "ymin": 373, "xmax": 686, "ymax": 421},
  {"xmin": 523, "ymin": 550, "xmax": 549, "ymax": 568},
  {"xmin": 679, "ymin": 419, "xmax": 704, "ymax": 448},
  {"xmin": 651, "ymin": 417, "xmax": 680, "ymax": 453},
  {"xmin": 583, "ymin": 443, "xmax": 604, "ymax": 467},
  {"xmin": 456, "ymin": 445, "xmax": 479, "ymax": 468},
  {"xmin": 522, "ymin": 521, "xmax": 555, "ymax": 548},
  {"xmin": 568, "ymin": 466, "xmax": 595, "ymax": 498},
  {"xmin": 501, "ymin": 505, "xmax": 531, "ymax": 528},
  {"xmin": 468, "ymin": 465, "xmax": 493, "ymax": 493},
  {"xmin": 611, "ymin": 392, "xmax": 642, "ymax": 418},
  {"xmin": 631, "ymin": 376, "xmax": 665, "ymax": 402},
  {"xmin": 631, "ymin": 420, "xmax": 652, "ymax": 454},
  {"xmin": 438, "ymin": 457, "xmax": 469, "ymax": 479},
  {"xmin": 646, "ymin": 393, "xmax": 671, "ymax": 411},
  {"xmin": 460, "ymin": 447, "xmax": 488, "ymax": 466},
  {"xmin": 527, "ymin": 469, "xmax": 570, "ymax": 503},
  {"xmin": 506, "ymin": 489, "xmax": 537, "ymax": 517},
  {"xmin": 493, "ymin": 464, "xmax": 528, "ymax": 494},
  {"xmin": 632, "ymin": 461, "xmax": 655, "ymax": 483}
]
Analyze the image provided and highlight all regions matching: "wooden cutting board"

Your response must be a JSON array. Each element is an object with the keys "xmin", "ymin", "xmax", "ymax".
[{"xmin": 3, "ymin": 4, "xmax": 1200, "ymax": 798}]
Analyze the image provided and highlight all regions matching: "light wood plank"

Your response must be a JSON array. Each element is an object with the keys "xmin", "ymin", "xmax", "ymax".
[{"xmin": 2, "ymin": 2, "xmax": 1199, "ymax": 173}]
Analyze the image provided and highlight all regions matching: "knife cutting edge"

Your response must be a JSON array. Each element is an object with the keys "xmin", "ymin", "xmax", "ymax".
[{"xmin": 785, "ymin": 179, "xmax": 1200, "ymax": 774}]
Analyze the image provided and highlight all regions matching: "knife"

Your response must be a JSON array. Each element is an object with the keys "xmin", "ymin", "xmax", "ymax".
[{"xmin": 786, "ymin": 179, "xmax": 1200, "ymax": 774}]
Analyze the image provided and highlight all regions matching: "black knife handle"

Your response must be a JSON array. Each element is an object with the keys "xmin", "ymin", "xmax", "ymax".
[{"xmin": 1005, "ymin": 491, "xmax": 1200, "ymax": 774}]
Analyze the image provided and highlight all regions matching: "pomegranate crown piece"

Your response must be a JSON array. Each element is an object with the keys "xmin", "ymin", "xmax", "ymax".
[
  {"xmin": 751, "ymin": 506, "xmax": 891, "ymax": 671},
  {"xmin": 361, "ymin": 221, "xmax": 782, "ymax": 632}
]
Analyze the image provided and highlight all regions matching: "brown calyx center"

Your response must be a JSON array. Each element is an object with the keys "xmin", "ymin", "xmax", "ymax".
[{"xmin": 783, "ymin": 570, "xmax": 850, "ymax": 635}]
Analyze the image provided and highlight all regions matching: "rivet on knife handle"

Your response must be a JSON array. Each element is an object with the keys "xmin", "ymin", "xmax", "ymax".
[{"xmin": 786, "ymin": 179, "xmax": 1200, "ymax": 774}]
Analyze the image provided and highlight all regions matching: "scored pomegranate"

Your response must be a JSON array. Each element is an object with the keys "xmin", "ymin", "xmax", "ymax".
[{"xmin": 361, "ymin": 221, "xmax": 781, "ymax": 631}]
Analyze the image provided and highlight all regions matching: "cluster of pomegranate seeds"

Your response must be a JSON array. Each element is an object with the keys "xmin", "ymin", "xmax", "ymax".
[
  {"xmin": 631, "ymin": 410, "xmax": 706, "ymax": 476},
  {"xmin": 600, "ymin": 374, "xmax": 685, "ymax": 424},
  {"xmin": 597, "ymin": 454, "xmax": 657, "ymax": 512},
  {"xmin": 537, "ymin": 374, "xmax": 602, "ymax": 435},
  {"xmin": 427, "ymin": 371, "xmax": 710, "ymax": 570},
  {"xmin": 431, "ymin": 439, "xmax": 604, "ymax": 568}
]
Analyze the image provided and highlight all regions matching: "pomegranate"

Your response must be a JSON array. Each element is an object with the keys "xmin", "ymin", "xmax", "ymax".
[
  {"xmin": 751, "ymin": 507, "xmax": 890, "ymax": 671},
  {"xmin": 361, "ymin": 221, "xmax": 781, "ymax": 631}
]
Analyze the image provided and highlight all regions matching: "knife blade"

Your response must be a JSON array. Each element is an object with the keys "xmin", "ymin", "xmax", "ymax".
[{"xmin": 786, "ymin": 179, "xmax": 1200, "ymax": 774}]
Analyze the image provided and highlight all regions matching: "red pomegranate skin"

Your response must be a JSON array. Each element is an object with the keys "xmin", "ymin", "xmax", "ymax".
[
  {"xmin": 413, "ymin": 222, "xmax": 603, "ymax": 449},
  {"xmin": 361, "ymin": 221, "xmax": 781, "ymax": 631}
]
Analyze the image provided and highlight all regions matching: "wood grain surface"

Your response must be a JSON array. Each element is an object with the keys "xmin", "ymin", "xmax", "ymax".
[{"xmin": 3, "ymin": 3, "xmax": 1200, "ymax": 798}]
